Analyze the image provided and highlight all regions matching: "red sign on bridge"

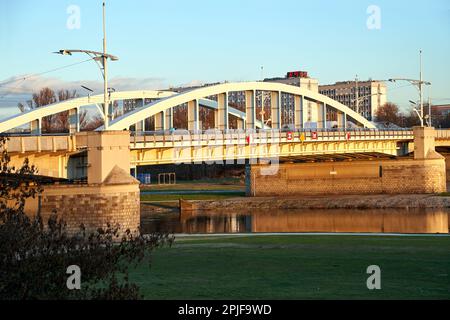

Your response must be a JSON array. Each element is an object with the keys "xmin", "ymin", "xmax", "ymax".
[{"xmin": 287, "ymin": 132, "xmax": 293, "ymax": 141}]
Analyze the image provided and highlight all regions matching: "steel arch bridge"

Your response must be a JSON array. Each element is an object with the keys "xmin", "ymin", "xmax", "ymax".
[
  {"xmin": 0, "ymin": 89, "xmax": 268, "ymax": 134},
  {"xmin": 107, "ymin": 81, "xmax": 375, "ymax": 131},
  {"xmin": 0, "ymin": 82, "xmax": 375, "ymax": 134}
]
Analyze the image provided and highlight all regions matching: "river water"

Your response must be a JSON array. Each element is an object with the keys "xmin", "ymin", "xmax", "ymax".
[{"xmin": 141, "ymin": 206, "xmax": 450, "ymax": 235}]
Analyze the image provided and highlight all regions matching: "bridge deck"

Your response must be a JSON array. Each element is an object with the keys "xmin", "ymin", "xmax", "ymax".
[{"xmin": 128, "ymin": 129, "xmax": 414, "ymax": 150}]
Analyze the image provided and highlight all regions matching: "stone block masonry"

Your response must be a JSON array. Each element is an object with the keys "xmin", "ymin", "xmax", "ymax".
[
  {"xmin": 247, "ymin": 127, "xmax": 447, "ymax": 196},
  {"xmin": 38, "ymin": 183, "xmax": 140, "ymax": 235},
  {"xmin": 23, "ymin": 130, "xmax": 141, "ymax": 236},
  {"xmin": 247, "ymin": 158, "xmax": 446, "ymax": 196}
]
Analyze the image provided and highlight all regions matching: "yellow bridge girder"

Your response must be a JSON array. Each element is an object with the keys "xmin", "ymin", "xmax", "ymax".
[
  {"xmin": 6, "ymin": 129, "xmax": 450, "ymax": 179},
  {"xmin": 130, "ymin": 139, "xmax": 402, "ymax": 166}
]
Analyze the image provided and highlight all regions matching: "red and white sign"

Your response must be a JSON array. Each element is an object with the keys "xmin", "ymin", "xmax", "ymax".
[
  {"xmin": 311, "ymin": 131, "xmax": 318, "ymax": 140},
  {"xmin": 246, "ymin": 135, "xmax": 253, "ymax": 144},
  {"xmin": 287, "ymin": 132, "xmax": 293, "ymax": 141},
  {"xmin": 287, "ymin": 71, "xmax": 308, "ymax": 79}
]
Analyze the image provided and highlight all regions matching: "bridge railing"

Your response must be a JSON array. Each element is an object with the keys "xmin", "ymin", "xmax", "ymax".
[
  {"xmin": 1, "ymin": 129, "xmax": 416, "ymax": 153},
  {"xmin": 435, "ymin": 129, "xmax": 450, "ymax": 140},
  {"xmin": 130, "ymin": 129, "xmax": 414, "ymax": 149},
  {"xmin": 2, "ymin": 135, "xmax": 77, "ymax": 153}
]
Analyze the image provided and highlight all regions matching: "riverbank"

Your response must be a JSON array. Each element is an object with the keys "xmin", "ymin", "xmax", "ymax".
[
  {"xmin": 179, "ymin": 194, "xmax": 450, "ymax": 212},
  {"xmin": 141, "ymin": 191, "xmax": 245, "ymax": 202},
  {"xmin": 140, "ymin": 194, "xmax": 450, "ymax": 216}
]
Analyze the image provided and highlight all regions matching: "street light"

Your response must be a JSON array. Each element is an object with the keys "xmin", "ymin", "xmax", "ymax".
[
  {"xmin": 388, "ymin": 50, "xmax": 431, "ymax": 127},
  {"xmin": 350, "ymin": 91, "xmax": 383, "ymax": 118},
  {"xmin": 81, "ymin": 85, "xmax": 94, "ymax": 93},
  {"xmin": 81, "ymin": 85, "xmax": 94, "ymax": 100},
  {"xmin": 409, "ymin": 100, "xmax": 423, "ymax": 123},
  {"xmin": 409, "ymin": 99, "xmax": 432, "ymax": 127},
  {"xmin": 54, "ymin": 2, "xmax": 118, "ymax": 129}
]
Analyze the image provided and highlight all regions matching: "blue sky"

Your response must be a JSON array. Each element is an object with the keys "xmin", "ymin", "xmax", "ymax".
[{"xmin": 0, "ymin": 0, "xmax": 449, "ymax": 117}]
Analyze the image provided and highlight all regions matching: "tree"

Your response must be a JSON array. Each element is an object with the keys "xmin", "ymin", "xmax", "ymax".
[
  {"xmin": 54, "ymin": 89, "xmax": 78, "ymax": 132},
  {"xmin": 399, "ymin": 110, "xmax": 421, "ymax": 128},
  {"xmin": 17, "ymin": 88, "xmax": 58, "ymax": 133},
  {"xmin": 436, "ymin": 113, "xmax": 450, "ymax": 128},
  {"xmin": 375, "ymin": 102, "xmax": 401, "ymax": 126},
  {"xmin": 17, "ymin": 88, "xmax": 80, "ymax": 133},
  {"xmin": 0, "ymin": 136, "xmax": 173, "ymax": 300},
  {"xmin": 200, "ymin": 107, "xmax": 215, "ymax": 130},
  {"xmin": 173, "ymin": 104, "xmax": 188, "ymax": 129},
  {"xmin": 81, "ymin": 112, "xmax": 105, "ymax": 131},
  {"xmin": 79, "ymin": 110, "xmax": 90, "ymax": 130}
]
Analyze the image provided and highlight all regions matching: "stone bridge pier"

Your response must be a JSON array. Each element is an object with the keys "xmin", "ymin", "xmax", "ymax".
[
  {"xmin": 25, "ymin": 131, "xmax": 140, "ymax": 235},
  {"xmin": 246, "ymin": 127, "xmax": 447, "ymax": 196}
]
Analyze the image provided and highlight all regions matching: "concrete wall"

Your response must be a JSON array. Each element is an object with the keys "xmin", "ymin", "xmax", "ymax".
[
  {"xmin": 247, "ymin": 158, "xmax": 446, "ymax": 196},
  {"xmin": 8, "ymin": 153, "xmax": 70, "ymax": 179},
  {"xmin": 79, "ymin": 131, "xmax": 132, "ymax": 184}
]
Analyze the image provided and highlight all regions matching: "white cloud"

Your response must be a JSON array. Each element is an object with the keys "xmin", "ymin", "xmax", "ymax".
[
  {"xmin": 0, "ymin": 75, "xmax": 169, "ymax": 109},
  {"xmin": 0, "ymin": 75, "xmax": 167, "ymax": 95}
]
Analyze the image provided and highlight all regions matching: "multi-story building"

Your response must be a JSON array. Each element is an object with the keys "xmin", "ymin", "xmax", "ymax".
[
  {"xmin": 263, "ymin": 72, "xmax": 321, "ymax": 127},
  {"xmin": 318, "ymin": 80, "xmax": 387, "ymax": 121},
  {"xmin": 431, "ymin": 104, "xmax": 450, "ymax": 127},
  {"xmin": 431, "ymin": 104, "xmax": 450, "ymax": 117}
]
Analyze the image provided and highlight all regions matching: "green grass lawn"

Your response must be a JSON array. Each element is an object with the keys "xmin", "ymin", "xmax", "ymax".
[
  {"xmin": 140, "ymin": 178, "xmax": 245, "ymax": 192},
  {"xmin": 140, "ymin": 191, "xmax": 245, "ymax": 202},
  {"xmin": 129, "ymin": 235, "xmax": 450, "ymax": 300}
]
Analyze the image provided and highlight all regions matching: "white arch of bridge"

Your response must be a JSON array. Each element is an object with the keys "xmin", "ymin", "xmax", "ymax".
[
  {"xmin": 107, "ymin": 82, "xmax": 375, "ymax": 131},
  {"xmin": 0, "ymin": 90, "xmax": 270, "ymax": 134},
  {"xmin": 0, "ymin": 90, "xmax": 174, "ymax": 134}
]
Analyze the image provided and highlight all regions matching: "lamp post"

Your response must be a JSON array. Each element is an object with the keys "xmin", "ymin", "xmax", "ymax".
[
  {"xmin": 410, "ymin": 96, "xmax": 432, "ymax": 127},
  {"xmin": 388, "ymin": 50, "xmax": 431, "ymax": 127},
  {"xmin": 54, "ymin": 1, "xmax": 118, "ymax": 130},
  {"xmin": 350, "ymin": 91, "xmax": 383, "ymax": 119}
]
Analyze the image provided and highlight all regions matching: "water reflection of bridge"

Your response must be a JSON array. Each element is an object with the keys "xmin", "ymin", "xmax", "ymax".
[{"xmin": 161, "ymin": 209, "xmax": 450, "ymax": 234}]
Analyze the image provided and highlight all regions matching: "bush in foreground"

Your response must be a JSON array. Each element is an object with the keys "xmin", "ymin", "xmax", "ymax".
[{"xmin": 0, "ymin": 136, "xmax": 173, "ymax": 300}]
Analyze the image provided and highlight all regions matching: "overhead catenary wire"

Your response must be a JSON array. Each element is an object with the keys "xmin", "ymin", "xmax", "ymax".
[
  {"xmin": 0, "ymin": 57, "xmax": 95, "ymax": 88},
  {"xmin": 0, "ymin": 57, "xmax": 95, "ymax": 102},
  {"xmin": 0, "ymin": 78, "xmax": 26, "ymax": 99}
]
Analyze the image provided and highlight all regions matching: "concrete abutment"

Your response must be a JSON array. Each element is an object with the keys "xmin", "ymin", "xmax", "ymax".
[
  {"xmin": 25, "ymin": 131, "xmax": 140, "ymax": 235},
  {"xmin": 246, "ymin": 127, "xmax": 447, "ymax": 196}
]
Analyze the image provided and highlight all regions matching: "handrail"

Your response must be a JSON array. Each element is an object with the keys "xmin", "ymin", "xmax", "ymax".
[
  {"xmin": 0, "ymin": 129, "xmax": 427, "ymax": 154},
  {"xmin": 129, "ymin": 129, "xmax": 415, "ymax": 148}
]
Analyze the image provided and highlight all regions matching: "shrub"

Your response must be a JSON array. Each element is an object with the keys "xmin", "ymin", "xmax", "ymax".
[{"xmin": 0, "ymin": 136, "xmax": 173, "ymax": 300}]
